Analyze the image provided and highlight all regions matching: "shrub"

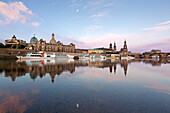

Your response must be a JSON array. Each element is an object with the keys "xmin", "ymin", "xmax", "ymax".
[
  {"xmin": 0, "ymin": 43, "xmax": 4, "ymax": 48},
  {"xmin": 4, "ymin": 44, "xmax": 12, "ymax": 48}
]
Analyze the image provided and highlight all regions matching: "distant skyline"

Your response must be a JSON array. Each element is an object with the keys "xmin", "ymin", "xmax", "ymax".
[{"xmin": 0, "ymin": 0, "xmax": 170, "ymax": 53}]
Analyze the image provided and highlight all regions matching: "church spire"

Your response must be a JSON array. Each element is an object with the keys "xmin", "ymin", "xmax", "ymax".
[
  {"xmin": 124, "ymin": 40, "xmax": 127, "ymax": 49},
  {"xmin": 109, "ymin": 43, "xmax": 112, "ymax": 50},
  {"xmin": 114, "ymin": 42, "xmax": 116, "ymax": 52}
]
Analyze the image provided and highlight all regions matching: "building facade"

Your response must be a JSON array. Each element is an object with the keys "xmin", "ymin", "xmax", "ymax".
[
  {"xmin": 5, "ymin": 35, "xmax": 26, "ymax": 48},
  {"xmin": 119, "ymin": 40, "xmax": 130, "ymax": 56},
  {"xmin": 88, "ymin": 40, "xmax": 130, "ymax": 56},
  {"xmin": 26, "ymin": 34, "xmax": 75, "ymax": 52}
]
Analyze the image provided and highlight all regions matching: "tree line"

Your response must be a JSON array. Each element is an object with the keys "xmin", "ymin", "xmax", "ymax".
[{"xmin": 0, "ymin": 43, "xmax": 26, "ymax": 49}]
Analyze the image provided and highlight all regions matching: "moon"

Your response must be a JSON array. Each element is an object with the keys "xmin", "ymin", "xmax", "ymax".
[{"xmin": 76, "ymin": 9, "xmax": 79, "ymax": 12}]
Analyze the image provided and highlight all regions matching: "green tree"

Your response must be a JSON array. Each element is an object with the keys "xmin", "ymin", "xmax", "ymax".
[
  {"xmin": 0, "ymin": 43, "xmax": 4, "ymax": 48},
  {"xmin": 4, "ymin": 44, "xmax": 12, "ymax": 48},
  {"xmin": 18, "ymin": 45, "xmax": 26, "ymax": 49},
  {"xmin": 12, "ymin": 45, "xmax": 17, "ymax": 48}
]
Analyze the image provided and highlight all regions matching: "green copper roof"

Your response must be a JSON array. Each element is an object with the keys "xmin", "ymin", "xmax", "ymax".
[
  {"xmin": 57, "ymin": 41, "xmax": 61, "ymax": 43},
  {"xmin": 30, "ymin": 36, "xmax": 38, "ymax": 42}
]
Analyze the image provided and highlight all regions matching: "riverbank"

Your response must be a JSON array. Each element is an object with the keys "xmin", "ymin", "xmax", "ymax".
[
  {"xmin": 0, "ymin": 48, "xmax": 34, "ymax": 59},
  {"xmin": 0, "ymin": 48, "xmax": 86, "ymax": 59}
]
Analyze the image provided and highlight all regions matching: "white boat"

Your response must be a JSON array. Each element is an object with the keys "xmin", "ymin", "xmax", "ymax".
[
  {"xmin": 80, "ymin": 54, "xmax": 90, "ymax": 59},
  {"xmin": 89, "ymin": 54, "xmax": 101, "ymax": 59},
  {"xmin": 151, "ymin": 55, "xmax": 160, "ymax": 59},
  {"xmin": 121, "ymin": 56, "xmax": 135, "ymax": 60},
  {"xmin": 80, "ymin": 54, "xmax": 106, "ymax": 60},
  {"xmin": 17, "ymin": 51, "xmax": 55, "ymax": 60},
  {"xmin": 100, "ymin": 55, "xmax": 106, "ymax": 59},
  {"xmin": 66, "ymin": 54, "xmax": 74, "ymax": 59},
  {"xmin": 55, "ymin": 54, "xmax": 69, "ymax": 58}
]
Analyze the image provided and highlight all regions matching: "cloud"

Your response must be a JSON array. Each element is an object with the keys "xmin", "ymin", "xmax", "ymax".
[
  {"xmin": 87, "ymin": 25, "xmax": 103, "ymax": 31},
  {"xmin": 144, "ymin": 20, "xmax": 170, "ymax": 31},
  {"xmin": 131, "ymin": 38, "xmax": 170, "ymax": 52},
  {"xmin": 71, "ymin": 0, "xmax": 114, "ymax": 11},
  {"xmin": 0, "ymin": 1, "xmax": 40, "ymax": 26},
  {"xmin": 157, "ymin": 20, "xmax": 170, "ymax": 25},
  {"xmin": 31, "ymin": 22, "xmax": 40, "ymax": 27},
  {"xmin": 83, "ymin": 0, "xmax": 115, "ymax": 10},
  {"xmin": 90, "ymin": 13, "xmax": 106, "ymax": 18},
  {"xmin": 143, "ymin": 24, "xmax": 170, "ymax": 31},
  {"xmin": 78, "ymin": 33, "xmax": 133, "ymax": 49}
]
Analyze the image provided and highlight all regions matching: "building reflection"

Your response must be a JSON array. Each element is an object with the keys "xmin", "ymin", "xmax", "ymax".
[{"xmin": 0, "ymin": 59, "xmax": 170, "ymax": 83}]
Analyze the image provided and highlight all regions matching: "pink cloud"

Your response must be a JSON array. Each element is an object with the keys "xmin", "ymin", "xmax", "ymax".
[
  {"xmin": 144, "ymin": 20, "xmax": 170, "ymax": 31},
  {"xmin": 77, "ymin": 33, "xmax": 134, "ymax": 49},
  {"xmin": 75, "ymin": 31, "xmax": 170, "ymax": 53},
  {"xmin": 131, "ymin": 38, "xmax": 170, "ymax": 52},
  {"xmin": 31, "ymin": 22, "xmax": 40, "ymax": 27},
  {"xmin": 75, "ymin": 21, "xmax": 170, "ymax": 52},
  {"xmin": 0, "ymin": 1, "xmax": 39, "ymax": 26},
  {"xmin": 144, "ymin": 24, "xmax": 170, "ymax": 31},
  {"xmin": 157, "ymin": 20, "xmax": 170, "ymax": 25}
]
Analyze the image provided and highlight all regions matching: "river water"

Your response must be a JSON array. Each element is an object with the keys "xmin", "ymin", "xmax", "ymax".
[{"xmin": 0, "ymin": 59, "xmax": 170, "ymax": 113}]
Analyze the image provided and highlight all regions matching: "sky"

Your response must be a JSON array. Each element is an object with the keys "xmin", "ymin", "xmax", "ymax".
[{"xmin": 0, "ymin": 0, "xmax": 170, "ymax": 53}]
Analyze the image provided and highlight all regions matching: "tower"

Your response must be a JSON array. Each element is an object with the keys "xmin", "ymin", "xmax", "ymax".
[
  {"xmin": 114, "ymin": 42, "xmax": 116, "ymax": 52},
  {"xmin": 124, "ymin": 40, "xmax": 127, "ymax": 49},
  {"xmin": 109, "ymin": 43, "xmax": 112, "ymax": 50},
  {"xmin": 52, "ymin": 33, "xmax": 54, "ymax": 39},
  {"xmin": 50, "ymin": 33, "xmax": 57, "ymax": 44}
]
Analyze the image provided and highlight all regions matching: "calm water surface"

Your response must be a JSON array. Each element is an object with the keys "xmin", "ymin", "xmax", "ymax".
[{"xmin": 0, "ymin": 59, "xmax": 170, "ymax": 113}]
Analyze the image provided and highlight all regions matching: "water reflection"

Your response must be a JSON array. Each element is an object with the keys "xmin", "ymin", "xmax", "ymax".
[
  {"xmin": 0, "ymin": 59, "xmax": 170, "ymax": 83},
  {"xmin": 0, "ymin": 90, "xmax": 39, "ymax": 113},
  {"xmin": 0, "ymin": 59, "xmax": 170, "ymax": 113}
]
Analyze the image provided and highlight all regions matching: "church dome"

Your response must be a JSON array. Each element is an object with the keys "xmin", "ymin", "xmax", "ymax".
[
  {"xmin": 57, "ymin": 41, "xmax": 61, "ymax": 43},
  {"xmin": 30, "ymin": 34, "xmax": 38, "ymax": 42}
]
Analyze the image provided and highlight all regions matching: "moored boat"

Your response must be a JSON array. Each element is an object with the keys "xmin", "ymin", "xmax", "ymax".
[
  {"xmin": 17, "ymin": 51, "xmax": 56, "ymax": 59},
  {"xmin": 121, "ymin": 56, "xmax": 135, "ymax": 60}
]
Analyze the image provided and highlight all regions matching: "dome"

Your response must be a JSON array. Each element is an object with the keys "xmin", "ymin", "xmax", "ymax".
[
  {"xmin": 57, "ymin": 41, "xmax": 61, "ymax": 43},
  {"xmin": 30, "ymin": 34, "xmax": 38, "ymax": 42}
]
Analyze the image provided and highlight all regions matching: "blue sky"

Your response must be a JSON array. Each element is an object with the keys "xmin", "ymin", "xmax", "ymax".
[{"xmin": 0, "ymin": 0, "xmax": 170, "ymax": 52}]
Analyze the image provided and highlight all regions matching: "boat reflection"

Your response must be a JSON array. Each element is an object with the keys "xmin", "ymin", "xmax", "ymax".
[{"xmin": 0, "ymin": 58, "xmax": 170, "ymax": 83}]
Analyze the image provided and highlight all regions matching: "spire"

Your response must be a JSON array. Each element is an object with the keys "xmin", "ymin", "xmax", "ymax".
[
  {"xmin": 124, "ymin": 39, "xmax": 127, "ymax": 49},
  {"xmin": 109, "ymin": 43, "xmax": 112, "ymax": 50},
  {"xmin": 34, "ymin": 34, "xmax": 35, "ymax": 37}
]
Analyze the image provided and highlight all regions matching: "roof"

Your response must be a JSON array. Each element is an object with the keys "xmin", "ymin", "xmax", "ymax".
[
  {"xmin": 90, "ymin": 48, "xmax": 110, "ymax": 50},
  {"xmin": 63, "ymin": 45, "xmax": 69, "ymax": 47},
  {"xmin": 46, "ymin": 43, "xmax": 56, "ymax": 45},
  {"xmin": 30, "ymin": 36, "xmax": 38, "ymax": 42},
  {"xmin": 151, "ymin": 49, "xmax": 161, "ymax": 51},
  {"xmin": 57, "ymin": 41, "xmax": 61, "ymax": 43}
]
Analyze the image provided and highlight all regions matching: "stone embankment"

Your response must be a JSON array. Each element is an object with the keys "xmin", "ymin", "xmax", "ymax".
[{"xmin": 0, "ymin": 48, "xmax": 86, "ymax": 59}]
